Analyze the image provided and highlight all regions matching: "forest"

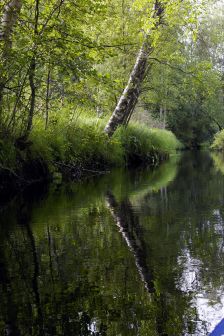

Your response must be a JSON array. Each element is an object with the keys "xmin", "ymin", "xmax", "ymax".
[
  {"xmin": 0, "ymin": 0, "xmax": 224, "ymax": 185},
  {"xmin": 2, "ymin": 2, "xmax": 224, "ymax": 335}
]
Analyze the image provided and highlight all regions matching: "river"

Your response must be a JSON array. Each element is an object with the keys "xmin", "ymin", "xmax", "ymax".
[{"xmin": 0, "ymin": 151, "xmax": 224, "ymax": 335}]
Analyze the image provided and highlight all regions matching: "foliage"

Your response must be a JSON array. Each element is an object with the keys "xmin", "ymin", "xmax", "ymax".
[
  {"xmin": 211, "ymin": 152, "xmax": 224, "ymax": 175},
  {"xmin": 116, "ymin": 123, "xmax": 181, "ymax": 164},
  {"xmin": 30, "ymin": 116, "xmax": 124, "ymax": 170},
  {"xmin": 0, "ymin": 112, "xmax": 180, "ymax": 183},
  {"xmin": 0, "ymin": 138, "xmax": 17, "ymax": 169},
  {"xmin": 0, "ymin": 0, "xmax": 223, "ymax": 171},
  {"xmin": 30, "ymin": 118, "xmax": 180, "ymax": 169},
  {"xmin": 135, "ymin": 1, "xmax": 224, "ymax": 147},
  {"xmin": 211, "ymin": 130, "xmax": 224, "ymax": 151}
]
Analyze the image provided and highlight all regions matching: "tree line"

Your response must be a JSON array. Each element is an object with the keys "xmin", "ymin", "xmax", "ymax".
[{"xmin": 0, "ymin": 0, "xmax": 223, "ymax": 147}]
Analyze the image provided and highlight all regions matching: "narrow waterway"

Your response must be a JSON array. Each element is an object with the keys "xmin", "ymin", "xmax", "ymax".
[{"xmin": 1, "ymin": 151, "xmax": 224, "ymax": 335}]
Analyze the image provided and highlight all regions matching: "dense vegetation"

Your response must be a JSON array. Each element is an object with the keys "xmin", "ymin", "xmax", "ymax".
[
  {"xmin": 211, "ymin": 129, "xmax": 224, "ymax": 151},
  {"xmin": 0, "ymin": 0, "xmax": 224, "ymax": 184}
]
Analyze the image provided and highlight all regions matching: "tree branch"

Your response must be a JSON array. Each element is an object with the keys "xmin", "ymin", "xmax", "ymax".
[{"xmin": 148, "ymin": 57, "xmax": 195, "ymax": 75}]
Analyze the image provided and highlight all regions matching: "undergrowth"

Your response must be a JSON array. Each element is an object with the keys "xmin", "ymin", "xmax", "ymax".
[
  {"xmin": 0, "ymin": 115, "xmax": 181, "ymax": 184},
  {"xmin": 211, "ymin": 130, "xmax": 224, "ymax": 151}
]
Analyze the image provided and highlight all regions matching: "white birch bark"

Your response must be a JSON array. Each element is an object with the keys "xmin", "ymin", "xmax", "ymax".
[
  {"xmin": 104, "ymin": 1, "xmax": 164, "ymax": 137},
  {"xmin": 104, "ymin": 40, "xmax": 152, "ymax": 136},
  {"xmin": 1, "ymin": 0, "xmax": 22, "ymax": 50},
  {"xmin": 106, "ymin": 192, "xmax": 155, "ymax": 293},
  {"xmin": 0, "ymin": 0, "xmax": 22, "ymax": 108}
]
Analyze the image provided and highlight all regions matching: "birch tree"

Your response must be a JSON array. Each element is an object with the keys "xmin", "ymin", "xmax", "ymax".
[
  {"xmin": 0, "ymin": 0, "xmax": 22, "ymax": 51},
  {"xmin": 104, "ymin": 0, "xmax": 199, "ymax": 137},
  {"xmin": 0, "ymin": 0, "xmax": 22, "ymax": 110},
  {"xmin": 104, "ymin": 1, "xmax": 163, "ymax": 136}
]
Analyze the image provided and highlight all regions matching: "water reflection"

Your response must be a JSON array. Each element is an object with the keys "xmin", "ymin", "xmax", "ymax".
[
  {"xmin": 106, "ymin": 192, "xmax": 155, "ymax": 293},
  {"xmin": 212, "ymin": 152, "xmax": 224, "ymax": 176},
  {"xmin": 1, "ymin": 152, "xmax": 224, "ymax": 335}
]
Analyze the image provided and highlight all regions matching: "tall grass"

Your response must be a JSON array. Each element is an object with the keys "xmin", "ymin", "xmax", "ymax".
[
  {"xmin": 0, "ymin": 115, "xmax": 181, "ymax": 182},
  {"xmin": 116, "ymin": 123, "xmax": 181, "ymax": 164},
  {"xmin": 30, "ymin": 117, "xmax": 124, "ymax": 170},
  {"xmin": 211, "ymin": 130, "xmax": 224, "ymax": 151},
  {"xmin": 211, "ymin": 153, "xmax": 224, "ymax": 175}
]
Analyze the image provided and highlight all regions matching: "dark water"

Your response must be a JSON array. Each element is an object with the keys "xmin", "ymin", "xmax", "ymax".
[{"xmin": 1, "ymin": 151, "xmax": 224, "ymax": 336}]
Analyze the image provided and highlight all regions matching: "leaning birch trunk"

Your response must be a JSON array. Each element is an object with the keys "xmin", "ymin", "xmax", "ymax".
[
  {"xmin": 1, "ymin": 0, "xmax": 22, "ymax": 52},
  {"xmin": 0, "ymin": 0, "xmax": 22, "ymax": 108},
  {"xmin": 104, "ymin": 1, "xmax": 163, "ymax": 137},
  {"xmin": 104, "ymin": 40, "xmax": 151, "ymax": 137}
]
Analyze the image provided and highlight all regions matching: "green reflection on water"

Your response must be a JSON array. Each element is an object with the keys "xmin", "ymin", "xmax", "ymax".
[
  {"xmin": 1, "ymin": 152, "xmax": 224, "ymax": 335},
  {"xmin": 212, "ymin": 152, "xmax": 224, "ymax": 176}
]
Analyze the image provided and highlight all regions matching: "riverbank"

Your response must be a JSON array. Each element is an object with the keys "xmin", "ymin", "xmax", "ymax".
[
  {"xmin": 211, "ymin": 129, "xmax": 224, "ymax": 151},
  {"xmin": 0, "ymin": 117, "xmax": 181, "ymax": 192}
]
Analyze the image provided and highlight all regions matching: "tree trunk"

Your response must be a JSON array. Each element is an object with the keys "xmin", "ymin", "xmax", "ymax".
[
  {"xmin": 1, "ymin": 0, "xmax": 22, "ymax": 51},
  {"xmin": 0, "ymin": 0, "xmax": 22, "ymax": 110},
  {"xmin": 160, "ymin": 106, "xmax": 163, "ymax": 125},
  {"xmin": 163, "ymin": 105, "xmax": 167, "ymax": 129},
  {"xmin": 45, "ymin": 68, "xmax": 51, "ymax": 130},
  {"xmin": 104, "ymin": 1, "xmax": 163, "ymax": 137},
  {"xmin": 8, "ymin": 67, "xmax": 29, "ymax": 131},
  {"xmin": 24, "ymin": 0, "xmax": 39, "ymax": 137},
  {"xmin": 26, "ymin": 57, "xmax": 36, "ymax": 135},
  {"xmin": 104, "ymin": 40, "xmax": 152, "ymax": 136}
]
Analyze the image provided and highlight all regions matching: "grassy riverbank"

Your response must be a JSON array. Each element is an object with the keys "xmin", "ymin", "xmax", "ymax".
[
  {"xmin": 211, "ymin": 129, "xmax": 224, "ymax": 151},
  {"xmin": 0, "ymin": 116, "xmax": 181, "ymax": 190}
]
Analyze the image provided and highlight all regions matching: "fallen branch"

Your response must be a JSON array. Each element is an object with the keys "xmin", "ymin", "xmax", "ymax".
[{"xmin": 53, "ymin": 161, "xmax": 110, "ymax": 176}]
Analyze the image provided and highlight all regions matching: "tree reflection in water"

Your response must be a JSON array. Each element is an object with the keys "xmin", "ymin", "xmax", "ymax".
[{"xmin": 1, "ymin": 152, "xmax": 224, "ymax": 335}]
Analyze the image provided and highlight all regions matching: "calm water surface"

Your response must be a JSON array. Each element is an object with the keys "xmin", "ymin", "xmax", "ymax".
[{"xmin": 1, "ymin": 151, "xmax": 224, "ymax": 336}]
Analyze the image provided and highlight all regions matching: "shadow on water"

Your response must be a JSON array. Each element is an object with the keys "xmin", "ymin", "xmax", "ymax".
[{"xmin": 1, "ymin": 152, "xmax": 224, "ymax": 335}]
